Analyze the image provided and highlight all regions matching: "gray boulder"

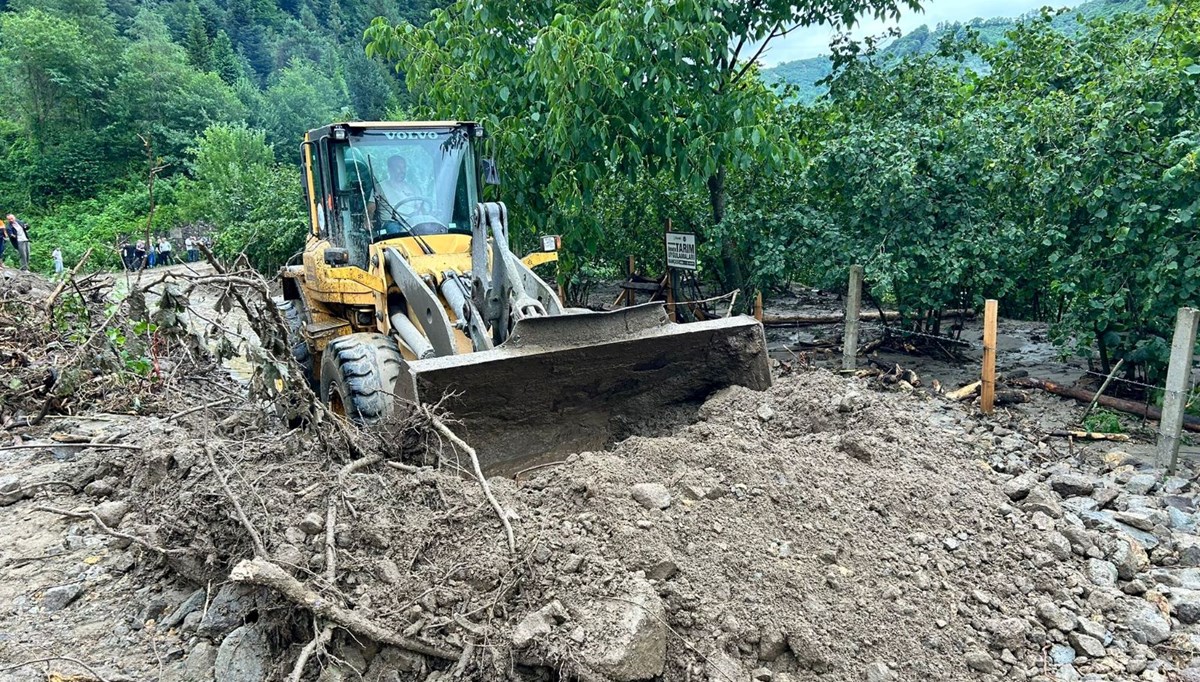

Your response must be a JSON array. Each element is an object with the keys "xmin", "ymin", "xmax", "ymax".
[
  {"xmin": 1122, "ymin": 599, "xmax": 1171, "ymax": 644},
  {"xmin": 41, "ymin": 583, "xmax": 84, "ymax": 612},
  {"xmin": 578, "ymin": 578, "xmax": 667, "ymax": 681},
  {"xmin": 1050, "ymin": 472, "xmax": 1096, "ymax": 498},
  {"xmin": 214, "ymin": 624, "xmax": 271, "ymax": 682}
]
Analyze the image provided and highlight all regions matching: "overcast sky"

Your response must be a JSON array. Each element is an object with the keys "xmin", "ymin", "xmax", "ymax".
[{"xmin": 763, "ymin": 0, "xmax": 1086, "ymax": 66}]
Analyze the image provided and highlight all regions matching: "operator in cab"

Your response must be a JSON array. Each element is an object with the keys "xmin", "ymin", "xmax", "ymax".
[{"xmin": 371, "ymin": 154, "xmax": 446, "ymax": 237}]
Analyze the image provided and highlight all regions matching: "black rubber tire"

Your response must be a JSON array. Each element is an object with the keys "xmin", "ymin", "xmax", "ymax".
[
  {"xmin": 319, "ymin": 333, "xmax": 404, "ymax": 424},
  {"xmin": 274, "ymin": 298, "xmax": 315, "ymax": 387}
]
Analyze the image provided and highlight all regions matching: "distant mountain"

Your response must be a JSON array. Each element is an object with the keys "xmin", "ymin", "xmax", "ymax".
[{"xmin": 761, "ymin": 0, "xmax": 1150, "ymax": 103}]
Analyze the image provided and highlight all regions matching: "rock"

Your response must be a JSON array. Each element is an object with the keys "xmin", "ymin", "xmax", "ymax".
[
  {"xmin": 214, "ymin": 624, "xmax": 270, "ymax": 682},
  {"xmin": 1049, "ymin": 644, "xmax": 1076, "ymax": 666},
  {"xmin": 750, "ymin": 667, "xmax": 772, "ymax": 681},
  {"xmin": 365, "ymin": 646, "xmax": 424, "ymax": 676},
  {"xmin": 1036, "ymin": 601, "xmax": 1077, "ymax": 632},
  {"xmin": 756, "ymin": 403, "xmax": 775, "ymax": 422},
  {"xmin": 1076, "ymin": 618, "xmax": 1108, "ymax": 642},
  {"xmin": 1114, "ymin": 510, "xmax": 1159, "ymax": 532},
  {"xmin": 630, "ymin": 483, "xmax": 671, "ymax": 511},
  {"xmin": 1163, "ymin": 476, "xmax": 1190, "ymax": 494},
  {"xmin": 646, "ymin": 559, "xmax": 679, "ymax": 581},
  {"xmin": 1056, "ymin": 664, "xmax": 1082, "ymax": 681},
  {"xmin": 161, "ymin": 589, "xmax": 206, "ymax": 628},
  {"xmin": 299, "ymin": 512, "xmax": 324, "ymax": 535},
  {"xmin": 989, "ymin": 618, "xmax": 1028, "ymax": 651},
  {"xmin": 1170, "ymin": 589, "xmax": 1200, "ymax": 624},
  {"xmin": 964, "ymin": 649, "xmax": 997, "ymax": 674},
  {"xmin": 1003, "ymin": 472, "xmax": 1039, "ymax": 501},
  {"xmin": 1067, "ymin": 632, "xmax": 1105, "ymax": 658},
  {"xmin": 197, "ymin": 584, "xmax": 263, "ymax": 639},
  {"xmin": 1045, "ymin": 532, "xmax": 1073, "ymax": 561},
  {"xmin": 83, "ymin": 479, "xmax": 115, "ymax": 498},
  {"xmin": 837, "ymin": 392, "xmax": 866, "ymax": 413},
  {"xmin": 705, "ymin": 651, "xmax": 744, "ymax": 682},
  {"xmin": 1122, "ymin": 599, "xmax": 1171, "ymax": 644},
  {"xmin": 758, "ymin": 629, "xmax": 787, "ymax": 662},
  {"xmin": 1086, "ymin": 559, "xmax": 1119, "ymax": 588},
  {"xmin": 578, "ymin": 578, "xmax": 666, "ymax": 681},
  {"xmin": 183, "ymin": 641, "xmax": 218, "ymax": 680},
  {"xmin": 41, "ymin": 583, "xmax": 84, "ymax": 611},
  {"xmin": 1110, "ymin": 536, "xmax": 1149, "ymax": 580},
  {"xmin": 788, "ymin": 629, "xmax": 833, "ymax": 673},
  {"xmin": 1092, "ymin": 486, "xmax": 1120, "ymax": 509},
  {"xmin": 864, "ymin": 661, "xmax": 896, "ymax": 682},
  {"xmin": 0, "ymin": 475, "xmax": 26, "ymax": 506},
  {"xmin": 1050, "ymin": 473, "xmax": 1096, "ymax": 498},
  {"xmin": 93, "ymin": 500, "xmax": 131, "ymax": 528},
  {"xmin": 1169, "ymin": 507, "xmax": 1197, "ymax": 533},
  {"xmin": 1022, "ymin": 485, "xmax": 1063, "ymax": 519},
  {"xmin": 1126, "ymin": 473, "xmax": 1158, "ymax": 496},
  {"xmin": 839, "ymin": 435, "xmax": 874, "ymax": 463},
  {"xmin": 1078, "ymin": 510, "xmax": 1160, "ymax": 550},
  {"xmin": 512, "ymin": 600, "xmax": 567, "ymax": 648}
]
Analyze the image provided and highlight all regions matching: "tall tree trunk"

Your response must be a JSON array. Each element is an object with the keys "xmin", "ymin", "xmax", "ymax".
[{"xmin": 707, "ymin": 166, "xmax": 742, "ymax": 293}]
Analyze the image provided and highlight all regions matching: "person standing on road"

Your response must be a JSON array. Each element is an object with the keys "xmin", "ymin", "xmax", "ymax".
[
  {"xmin": 184, "ymin": 235, "xmax": 195, "ymax": 263},
  {"xmin": 135, "ymin": 240, "xmax": 147, "ymax": 269},
  {"xmin": 52, "ymin": 247, "xmax": 63, "ymax": 275},
  {"xmin": 159, "ymin": 236, "xmax": 173, "ymax": 266},
  {"xmin": 7, "ymin": 214, "xmax": 29, "ymax": 271}
]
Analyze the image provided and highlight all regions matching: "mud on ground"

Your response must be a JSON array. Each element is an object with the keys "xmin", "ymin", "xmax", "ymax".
[{"xmin": 4, "ymin": 268, "xmax": 1200, "ymax": 682}]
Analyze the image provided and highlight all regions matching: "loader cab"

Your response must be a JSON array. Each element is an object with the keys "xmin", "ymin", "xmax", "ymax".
[{"xmin": 303, "ymin": 122, "xmax": 484, "ymax": 269}]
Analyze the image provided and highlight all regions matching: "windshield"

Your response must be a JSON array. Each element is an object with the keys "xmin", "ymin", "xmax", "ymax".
[{"xmin": 331, "ymin": 128, "xmax": 476, "ymax": 244}]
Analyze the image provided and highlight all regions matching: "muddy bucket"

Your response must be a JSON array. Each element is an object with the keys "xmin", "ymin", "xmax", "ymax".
[{"xmin": 394, "ymin": 304, "xmax": 771, "ymax": 474}]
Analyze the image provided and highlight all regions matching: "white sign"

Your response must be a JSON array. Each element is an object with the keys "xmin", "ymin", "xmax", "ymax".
[
  {"xmin": 541, "ymin": 235, "xmax": 559, "ymax": 252},
  {"xmin": 665, "ymin": 232, "xmax": 697, "ymax": 271}
]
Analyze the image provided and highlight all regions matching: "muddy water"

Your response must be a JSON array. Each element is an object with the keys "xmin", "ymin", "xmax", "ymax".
[{"xmin": 762, "ymin": 286, "xmax": 1088, "ymax": 389}]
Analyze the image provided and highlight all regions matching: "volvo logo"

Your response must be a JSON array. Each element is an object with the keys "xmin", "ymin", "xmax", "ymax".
[{"xmin": 383, "ymin": 131, "xmax": 440, "ymax": 140}]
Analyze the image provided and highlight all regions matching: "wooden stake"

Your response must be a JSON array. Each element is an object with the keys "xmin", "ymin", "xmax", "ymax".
[
  {"xmin": 666, "ymin": 271, "xmax": 677, "ymax": 322},
  {"xmin": 754, "ymin": 291, "xmax": 763, "ymax": 322},
  {"xmin": 981, "ymin": 299, "xmax": 999, "ymax": 415},
  {"xmin": 842, "ymin": 265, "xmax": 863, "ymax": 371},
  {"xmin": 1160, "ymin": 307, "xmax": 1198, "ymax": 474}
]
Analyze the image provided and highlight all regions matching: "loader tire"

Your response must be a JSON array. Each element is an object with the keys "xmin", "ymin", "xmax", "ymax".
[
  {"xmin": 274, "ymin": 298, "xmax": 314, "ymax": 387},
  {"xmin": 320, "ymin": 333, "xmax": 403, "ymax": 424}
]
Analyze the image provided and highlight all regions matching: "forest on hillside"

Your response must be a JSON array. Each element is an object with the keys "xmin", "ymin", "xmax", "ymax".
[
  {"xmin": 1, "ymin": 0, "xmax": 1197, "ymax": 387},
  {"xmin": 0, "ymin": 0, "xmax": 433, "ymax": 272},
  {"xmin": 763, "ymin": 0, "xmax": 1151, "ymax": 101}
]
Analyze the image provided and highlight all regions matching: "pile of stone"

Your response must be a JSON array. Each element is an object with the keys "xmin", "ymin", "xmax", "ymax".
[{"xmin": 988, "ymin": 448, "xmax": 1200, "ymax": 680}]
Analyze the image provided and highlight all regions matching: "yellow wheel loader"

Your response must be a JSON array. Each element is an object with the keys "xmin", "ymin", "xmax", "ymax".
[{"xmin": 278, "ymin": 121, "xmax": 771, "ymax": 471}]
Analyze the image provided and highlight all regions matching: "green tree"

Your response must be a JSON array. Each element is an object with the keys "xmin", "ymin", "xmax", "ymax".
[
  {"xmin": 260, "ymin": 59, "xmax": 348, "ymax": 151},
  {"xmin": 366, "ymin": 0, "xmax": 921, "ymax": 291}
]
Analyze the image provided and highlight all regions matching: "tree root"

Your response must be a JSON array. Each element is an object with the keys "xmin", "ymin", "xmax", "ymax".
[
  {"xmin": 204, "ymin": 445, "xmax": 267, "ymax": 558},
  {"xmin": 426, "ymin": 413, "xmax": 515, "ymax": 553},
  {"xmin": 230, "ymin": 557, "xmax": 461, "ymax": 661},
  {"xmin": 288, "ymin": 619, "xmax": 334, "ymax": 682}
]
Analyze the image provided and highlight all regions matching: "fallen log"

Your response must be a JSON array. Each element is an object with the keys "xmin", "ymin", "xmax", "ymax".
[
  {"xmin": 1047, "ymin": 430, "xmax": 1131, "ymax": 442},
  {"xmin": 762, "ymin": 308, "xmax": 975, "ymax": 327},
  {"xmin": 995, "ymin": 390, "xmax": 1029, "ymax": 406},
  {"xmin": 1011, "ymin": 377, "xmax": 1200, "ymax": 433},
  {"xmin": 946, "ymin": 381, "xmax": 981, "ymax": 401}
]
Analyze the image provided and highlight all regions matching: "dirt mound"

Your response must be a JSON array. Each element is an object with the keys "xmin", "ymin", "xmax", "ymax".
[{"xmin": 6, "ymin": 265, "xmax": 1200, "ymax": 682}]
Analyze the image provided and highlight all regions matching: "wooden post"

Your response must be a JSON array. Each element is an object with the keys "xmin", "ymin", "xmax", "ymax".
[
  {"xmin": 666, "ymin": 271, "xmax": 677, "ymax": 322},
  {"xmin": 981, "ymin": 299, "xmax": 999, "ymax": 415},
  {"xmin": 842, "ymin": 265, "xmax": 863, "ymax": 371},
  {"xmin": 625, "ymin": 255, "xmax": 635, "ymax": 307},
  {"xmin": 754, "ymin": 291, "xmax": 763, "ymax": 322},
  {"xmin": 1160, "ymin": 307, "xmax": 1198, "ymax": 474}
]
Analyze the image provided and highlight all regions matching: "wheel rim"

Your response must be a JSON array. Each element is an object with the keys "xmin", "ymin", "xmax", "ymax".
[{"xmin": 329, "ymin": 388, "xmax": 347, "ymax": 417}]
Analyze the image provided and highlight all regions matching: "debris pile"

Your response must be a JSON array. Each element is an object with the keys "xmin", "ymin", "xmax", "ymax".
[{"xmin": 3, "ymin": 266, "xmax": 1200, "ymax": 681}]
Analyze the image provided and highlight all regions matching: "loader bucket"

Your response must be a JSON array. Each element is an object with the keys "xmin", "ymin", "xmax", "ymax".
[{"xmin": 394, "ymin": 304, "xmax": 772, "ymax": 474}]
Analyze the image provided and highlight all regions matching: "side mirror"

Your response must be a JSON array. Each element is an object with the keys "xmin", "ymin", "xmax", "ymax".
[
  {"xmin": 324, "ymin": 248, "xmax": 349, "ymax": 267},
  {"xmin": 482, "ymin": 159, "xmax": 500, "ymax": 186}
]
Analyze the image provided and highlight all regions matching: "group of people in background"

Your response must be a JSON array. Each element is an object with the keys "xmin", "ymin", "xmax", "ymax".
[
  {"xmin": 0, "ymin": 214, "xmax": 30, "ymax": 271},
  {"xmin": 119, "ymin": 235, "xmax": 210, "ymax": 271}
]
